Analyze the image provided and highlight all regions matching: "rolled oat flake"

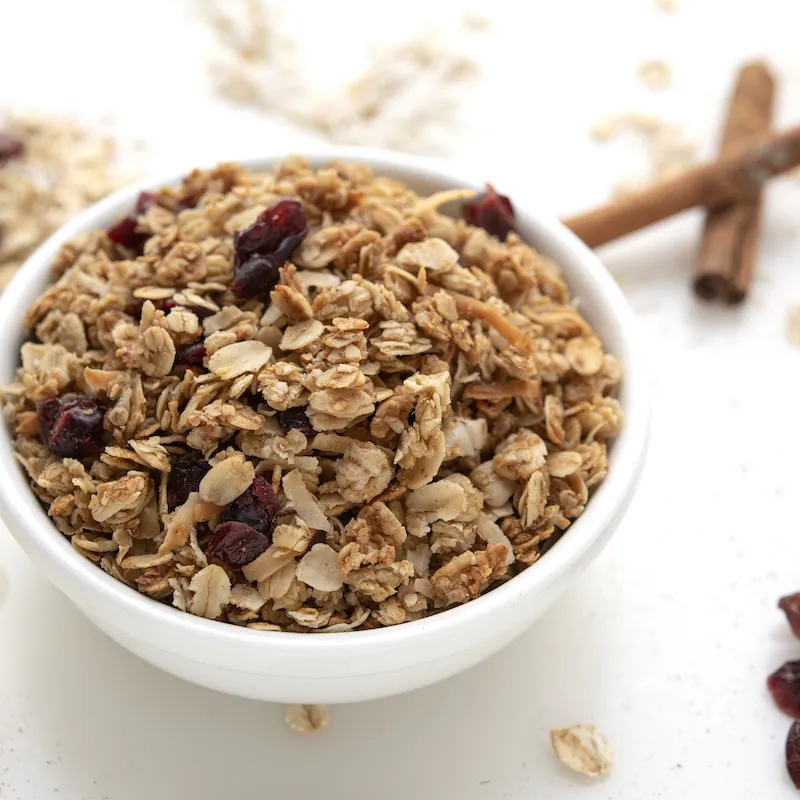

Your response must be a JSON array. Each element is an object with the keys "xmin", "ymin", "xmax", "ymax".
[{"xmin": 550, "ymin": 723, "xmax": 614, "ymax": 777}]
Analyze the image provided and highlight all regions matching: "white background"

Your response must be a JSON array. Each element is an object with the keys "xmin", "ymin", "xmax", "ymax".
[{"xmin": 2, "ymin": 1, "xmax": 800, "ymax": 797}]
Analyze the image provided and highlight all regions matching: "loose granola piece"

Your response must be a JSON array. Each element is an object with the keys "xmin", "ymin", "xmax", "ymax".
[
  {"xmin": 335, "ymin": 441, "xmax": 393, "ymax": 503},
  {"xmin": 493, "ymin": 429, "xmax": 548, "ymax": 482},
  {"xmin": 89, "ymin": 473, "xmax": 151, "ymax": 525},
  {"xmin": 786, "ymin": 307, "xmax": 800, "ymax": 350},
  {"xmin": 470, "ymin": 461, "xmax": 516, "ymax": 508},
  {"xmin": 188, "ymin": 564, "xmax": 232, "ymax": 619},
  {"xmin": 296, "ymin": 543, "xmax": 344, "ymax": 591},
  {"xmin": 0, "ymin": 113, "xmax": 123, "ymax": 291},
  {"xmin": 430, "ymin": 544, "xmax": 508, "ymax": 606},
  {"xmin": 3, "ymin": 156, "xmax": 621, "ymax": 632},
  {"xmin": 282, "ymin": 469, "xmax": 332, "ymax": 532},
  {"xmin": 208, "ymin": 340, "xmax": 272, "ymax": 378},
  {"xmin": 199, "ymin": 452, "xmax": 255, "ymax": 506},
  {"xmin": 451, "ymin": 294, "xmax": 536, "ymax": 354},
  {"xmin": 638, "ymin": 60, "xmax": 671, "ymax": 90},
  {"xmin": 284, "ymin": 704, "xmax": 331, "ymax": 733},
  {"xmin": 550, "ymin": 724, "xmax": 614, "ymax": 778}
]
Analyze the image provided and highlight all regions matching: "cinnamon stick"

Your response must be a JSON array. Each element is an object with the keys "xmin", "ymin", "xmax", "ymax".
[
  {"xmin": 693, "ymin": 62, "xmax": 775, "ymax": 302},
  {"xmin": 563, "ymin": 123, "xmax": 800, "ymax": 247}
]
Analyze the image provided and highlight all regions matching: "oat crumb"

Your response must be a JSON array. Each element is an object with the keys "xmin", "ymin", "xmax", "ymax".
[
  {"xmin": 638, "ymin": 60, "xmax": 672, "ymax": 90},
  {"xmin": 550, "ymin": 723, "xmax": 614, "ymax": 777},
  {"xmin": 199, "ymin": 0, "xmax": 478, "ymax": 154},
  {"xmin": 0, "ymin": 112, "xmax": 123, "ymax": 291},
  {"xmin": 591, "ymin": 112, "xmax": 695, "ymax": 197},
  {"xmin": 284, "ymin": 703, "xmax": 331, "ymax": 733},
  {"xmin": 786, "ymin": 307, "xmax": 800, "ymax": 349}
]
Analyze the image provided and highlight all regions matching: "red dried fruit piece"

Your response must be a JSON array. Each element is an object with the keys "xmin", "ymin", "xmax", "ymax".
[
  {"xmin": 276, "ymin": 407, "xmax": 314, "ymax": 436},
  {"xmin": 230, "ymin": 255, "xmax": 283, "ymax": 300},
  {"xmin": 166, "ymin": 455, "xmax": 211, "ymax": 511},
  {"xmin": 206, "ymin": 521, "xmax": 271, "ymax": 568},
  {"xmin": 779, "ymin": 593, "xmax": 800, "ymax": 639},
  {"xmin": 175, "ymin": 192, "xmax": 201, "ymax": 212},
  {"xmin": 0, "ymin": 131, "xmax": 25, "ymax": 165},
  {"xmin": 106, "ymin": 216, "xmax": 140, "ymax": 247},
  {"xmin": 462, "ymin": 184, "xmax": 516, "ymax": 240},
  {"xmin": 175, "ymin": 342, "xmax": 206, "ymax": 366},
  {"xmin": 107, "ymin": 191, "xmax": 162, "ymax": 249},
  {"xmin": 135, "ymin": 192, "xmax": 161, "ymax": 215},
  {"xmin": 769, "ymin": 661, "xmax": 800, "ymax": 718},
  {"xmin": 787, "ymin": 721, "xmax": 800, "ymax": 789},
  {"xmin": 230, "ymin": 199, "xmax": 307, "ymax": 298},
  {"xmin": 124, "ymin": 297, "xmax": 178, "ymax": 318},
  {"xmin": 36, "ymin": 395, "xmax": 105, "ymax": 459},
  {"xmin": 235, "ymin": 199, "xmax": 307, "ymax": 259},
  {"xmin": 220, "ymin": 474, "xmax": 278, "ymax": 536}
]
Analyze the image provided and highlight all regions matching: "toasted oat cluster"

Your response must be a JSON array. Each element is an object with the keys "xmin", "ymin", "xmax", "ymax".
[{"xmin": 1, "ymin": 157, "xmax": 622, "ymax": 632}]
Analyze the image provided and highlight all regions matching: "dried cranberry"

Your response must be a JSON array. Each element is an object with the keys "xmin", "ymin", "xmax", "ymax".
[
  {"xmin": 769, "ymin": 661, "xmax": 800, "ymax": 718},
  {"xmin": 230, "ymin": 255, "xmax": 283, "ymax": 300},
  {"xmin": 175, "ymin": 342, "xmax": 206, "ymax": 366},
  {"xmin": 235, "ymin": 200, "xmax": 307, "ymax": 259},
  {"xmin": 166, "ymin": 455, "xmax": 211, "ymax": 510},
  {"xmin": 779, "ymin": 593, "xmax": 800, "ymax": 639},
  {"xmin": 276, "ymin": 407, "xmax": 314, "ymax": 436},
  {"xmin": 220, "ymin": 474, "xmax": 278, "ymax": 536},
  {"xmin": 175, "ymin": 192, "xmax": 201, "ymax": 212},
  {"xmin": 124, "ymin": 297, "xmax": 178, "ymax": 318},
  {"xmin": 206, "ymin": 521, "xmax": 271, "ymax": 568},
  {"xmin": 462, "ymin": 184, "xmax": 516, "ymax": 240},
  {"xmin": 107, "ymin": 216, "xmax": 141, "ymax": 248},
  {"xmin": 788, "ymin": 721, "xmax": 800, "ymax": 789},
  {"xmin": 107, "ymin": 191, "xmax": 161, "ymax": 249},
  {"xmin": 36, "ymin": 395, "xmax": 105, "ymax": 459},
  {"xmin": 230, "ymin": 199, "xmax": 307, "ymax": 298},
  {"xmin": 239, "ymin": 391, "xmax": 263, "ymax": 410},
  {"xmin": 135, "ymin": 192, "xmax": 160, "ymax": 215},
  {"xmin": 0, "ymin": 131, "xmax": 25, "ymax": 165}
]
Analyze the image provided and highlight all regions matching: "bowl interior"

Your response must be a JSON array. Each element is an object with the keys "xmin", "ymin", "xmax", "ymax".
[{"xmin": 0, "ymin": 149, "xmax": 647, "ymax": 652}]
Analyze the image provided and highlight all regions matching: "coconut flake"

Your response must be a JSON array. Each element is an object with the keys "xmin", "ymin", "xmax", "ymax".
[
  {"xmin": 475, "ymin": 512, "xmax": 515, "ymax": 566},
  {"xmin": 282, "ymin": 469, "xmax": 333, "ymax": 532},
  {"xmin": 296, "ymin": 543, "xmax": 344, "ymax": 591}
]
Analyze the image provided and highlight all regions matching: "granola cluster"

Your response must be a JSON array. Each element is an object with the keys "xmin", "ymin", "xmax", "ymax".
[{"xmin": 1, "ymin": 157, "xmax": 622, "ymax": 632}]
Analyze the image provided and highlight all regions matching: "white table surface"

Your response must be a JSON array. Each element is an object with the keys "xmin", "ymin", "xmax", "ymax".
[{"xmin": 2, "ymin": 1, "xmax": 800, "ymax": 797}]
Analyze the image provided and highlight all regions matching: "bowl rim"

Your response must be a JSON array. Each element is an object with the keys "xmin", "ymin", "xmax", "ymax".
[{"xmin": 0, "ymin": 145, "xmax": 648, "ymax": 657}]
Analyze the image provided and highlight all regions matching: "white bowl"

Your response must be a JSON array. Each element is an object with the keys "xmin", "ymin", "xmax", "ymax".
[{"xmin": 0, "ymin": 148, "xmax": 648, "ymax": 704}]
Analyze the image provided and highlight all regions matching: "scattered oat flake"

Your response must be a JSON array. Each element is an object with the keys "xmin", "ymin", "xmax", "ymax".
[
  {"xmin": 550, "ymin": 724, "xmax": 614, "ymax": 778},
  {"xmin": 591, "ymin": 112, "xmax": 695, "ymax": 196},
  {"xmin": 199, "ymin": 0, "xmax": 479, "ymax": 154},
  {"xmin": 786, "ymin": 307, "xmax": 800, "ymax": 349},
  {"xmin": 638, "ymin": 60, "xmax": 671, "ymax": 90},
  {"xmin": 0, "ymin": 112, "xmax": 125, "ymax": 291},
  {"xmin": 461, "ymin": 13, "xmax": 493, "ymax": 32},
  {"xmin": 284, "ymin": 703, "xmax": 331, "ymax": 733}
]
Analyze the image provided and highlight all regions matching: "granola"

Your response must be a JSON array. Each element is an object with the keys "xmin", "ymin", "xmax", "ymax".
[
  {"xmin": 1, "ymin": 157, "xmax": 622, "ymax": 633},
  {"xmin": 550, "ymin": 724, "xmax": 614, "ymax": 777}
]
